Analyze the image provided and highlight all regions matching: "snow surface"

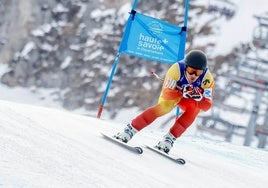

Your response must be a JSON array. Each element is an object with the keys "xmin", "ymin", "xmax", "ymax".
[{"xmin": 0, "ymin": 99, "xmax": 267, "ymax": 188}]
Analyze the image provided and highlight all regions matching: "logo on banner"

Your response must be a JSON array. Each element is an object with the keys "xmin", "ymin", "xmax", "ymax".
[{"xmin": 149, "ymin": 21, "xmax": 163, "ymax": 35}]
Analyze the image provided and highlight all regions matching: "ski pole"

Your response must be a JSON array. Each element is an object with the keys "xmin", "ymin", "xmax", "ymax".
[{"xmin": 150, "ymin": 70, "xmax": 164, "ymax": 82}]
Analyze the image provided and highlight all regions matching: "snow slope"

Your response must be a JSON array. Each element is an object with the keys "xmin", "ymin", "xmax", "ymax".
[{"xmin": 0, "ymin": 100, "xmax": 267, "ymax": 188}]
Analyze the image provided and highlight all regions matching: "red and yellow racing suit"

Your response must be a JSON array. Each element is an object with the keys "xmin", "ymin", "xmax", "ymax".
[{"xmin": 131, "ymin": 61, "xmax": 214, "ymax": 138}]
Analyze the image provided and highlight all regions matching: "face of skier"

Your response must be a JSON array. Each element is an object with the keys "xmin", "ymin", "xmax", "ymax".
[{"xmin": 185, "ymin": 66, "xmax": 203, "ymax": 83}]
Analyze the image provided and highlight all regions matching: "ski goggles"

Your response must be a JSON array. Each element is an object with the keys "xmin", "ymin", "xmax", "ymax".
[{"xmin": 186, "ymin": 66, "xmax": 204, "ymax": 76}]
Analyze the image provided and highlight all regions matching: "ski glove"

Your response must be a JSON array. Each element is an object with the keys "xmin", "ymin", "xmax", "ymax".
[
  {"xmin": 182, "ymin": 84, "xmax": 194, "ymax": 99},
  {"xmin": 190, "ymin": 87, "xmax": 203, "ymax": 101},
  {"xmin": 182, "ymin": 84, "xmax": 204, "ymax": 101}
]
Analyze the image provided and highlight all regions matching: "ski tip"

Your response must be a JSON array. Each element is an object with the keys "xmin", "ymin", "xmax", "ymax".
[
  {"xmin": 176, "ymin": 158, "xmax": 186, "ymax": 165},
  {"xmin": 134, "ymin": 147, "xmax": 143, "ymax": 154}
]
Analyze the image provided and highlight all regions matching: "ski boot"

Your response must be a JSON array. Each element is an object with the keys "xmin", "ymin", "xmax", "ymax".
[
  {"xmin": 156, "ymin": 132, "xmax": 176, "ymax": 154},
  {"xmin": 114, "ymin": 124, "xmax": 138, "ymax": 143}
]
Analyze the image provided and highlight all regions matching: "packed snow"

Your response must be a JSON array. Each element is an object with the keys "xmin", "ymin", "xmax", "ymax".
[{"xmin": 0, "ymin": 100, "xmax": 267, "ymax": 188}]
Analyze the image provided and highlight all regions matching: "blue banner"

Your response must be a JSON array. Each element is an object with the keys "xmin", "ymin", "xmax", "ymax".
[{"xmin": 119, "ymin": 11, "xmax": 184, "ymax": 64}]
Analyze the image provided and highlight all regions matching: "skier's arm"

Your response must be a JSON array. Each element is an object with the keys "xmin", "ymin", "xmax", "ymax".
[
  {"xmin": 162, "ymin": 88, "xmax": 183, "ymax": 100},
  {"xmin": 198, "ymin": 71, "xmax": 214, "ymax": 111},
  {"xmin": 160, "ymin": 63, "xmax": 182, "ymax": 101}
]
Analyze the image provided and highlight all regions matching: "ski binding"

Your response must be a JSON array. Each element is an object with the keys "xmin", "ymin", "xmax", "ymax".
[{"xmin": 101, "ymin": 132, "xmax": 143, "ymax": 154}]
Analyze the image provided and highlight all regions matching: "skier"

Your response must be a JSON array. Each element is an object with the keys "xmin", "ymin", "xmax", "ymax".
[{"xmin": 115, "ymin": 50, "xmax": 214, "ymax": 153}]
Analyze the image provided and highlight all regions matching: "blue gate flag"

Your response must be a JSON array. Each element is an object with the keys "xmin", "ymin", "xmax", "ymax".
[{"xmin": 119, "ymin": 11, "xmax": 185, "ymax": 64}]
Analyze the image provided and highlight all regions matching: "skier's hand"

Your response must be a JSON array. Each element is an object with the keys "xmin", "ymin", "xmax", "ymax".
[
  {"xmin": 182, "ymin": 85, "xmax": 204, "ymax": 101},
  {"xmin": 191, "ymin": 87, "xmax": 203, "ymax": 101},
  {"xmin": 182, "ymin": 84, "xmax": 194, "ymax": 99}
]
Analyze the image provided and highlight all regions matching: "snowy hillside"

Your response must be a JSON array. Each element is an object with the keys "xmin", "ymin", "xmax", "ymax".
[{"xmin": 0, "ymin": 100, "xmax": 267, "ymax": 188}]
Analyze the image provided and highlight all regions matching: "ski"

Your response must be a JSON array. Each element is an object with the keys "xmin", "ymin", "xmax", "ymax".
[
  {"xmin": 146, "ymin": 145, "xmax": 186, "ymax": 165},
  {"xmin": 101, "ymin": 133, "xmax": 143, "ymax": 154}
]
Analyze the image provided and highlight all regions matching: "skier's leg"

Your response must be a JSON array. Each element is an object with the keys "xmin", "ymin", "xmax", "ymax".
[
  {"xmin": 170, "ymin": 98, "xmax": 200, "ymax": 137},
  {"xmin": 115, "ymin": 99, "xmax": 177, "ymax": 143},
  {"xmin": 156, "ymin": 98, "xmax": 200, "ymax": 153},
  {"xmin": 131, "ymin": 99, "xmax": 175, "ymax": 130}
]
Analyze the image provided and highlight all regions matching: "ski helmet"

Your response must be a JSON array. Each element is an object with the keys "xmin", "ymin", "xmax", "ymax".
[{"xmin": 185, "ymin": 50, "xmax": 207, "ymax": 70}]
